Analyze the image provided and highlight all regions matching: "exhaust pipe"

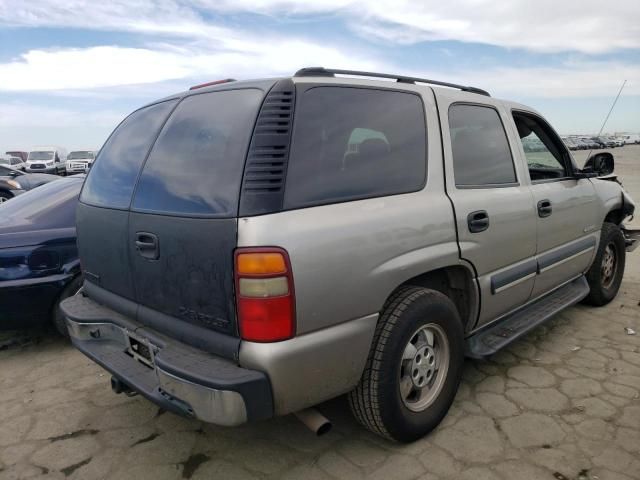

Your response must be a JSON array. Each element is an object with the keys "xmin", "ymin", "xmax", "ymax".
[{"xmin": 294, "ymin": 408, "xmax": 332, "ymax": 436}]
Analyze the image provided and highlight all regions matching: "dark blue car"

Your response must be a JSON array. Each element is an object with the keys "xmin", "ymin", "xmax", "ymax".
[{"xmin": 0, "ymin": 175, "xmax": 84, "ymax": 335}]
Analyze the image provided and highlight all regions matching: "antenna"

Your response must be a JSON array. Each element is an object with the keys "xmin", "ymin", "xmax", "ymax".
[{"xmin": 586, "ymin": 79, "xmax": 626, "ymax": 160}]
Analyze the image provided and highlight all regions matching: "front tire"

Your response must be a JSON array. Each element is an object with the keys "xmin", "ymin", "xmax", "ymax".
[
  {"xmin": 349, "ymin": 286, "xmax": 465, "ymax": 442},
  {"xmin": 584, "ymin": 222, "xmax": 625, "ymax": 306}
]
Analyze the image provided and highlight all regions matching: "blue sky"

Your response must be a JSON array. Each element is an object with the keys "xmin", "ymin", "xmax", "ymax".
[{"xmin": 0, "ymin": 0, "xmax": 639, "ymax": 153}]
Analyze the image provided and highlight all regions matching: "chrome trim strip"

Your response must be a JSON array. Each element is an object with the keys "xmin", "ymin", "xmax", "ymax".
[
  {"xmin": 538, "ymin": 246, "xmax": 595, "ymax": 273},
  {"xmin": 493, "ymin": 272, "xmax": 536, "ymax": 294}
]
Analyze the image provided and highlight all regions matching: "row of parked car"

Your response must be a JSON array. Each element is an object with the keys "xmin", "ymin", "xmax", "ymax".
[
  {"xmin": 0, "ymin": 147, "xmax": 96, "ymax": 176},
  {"xmin": 561, "ymin": 134, "xmax": 639, "ymax": 150}
]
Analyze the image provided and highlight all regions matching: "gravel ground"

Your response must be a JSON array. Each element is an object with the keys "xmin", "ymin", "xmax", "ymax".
[{"xmin": 0, "ymin": 146, "xmax": 639, "ymax": 480}]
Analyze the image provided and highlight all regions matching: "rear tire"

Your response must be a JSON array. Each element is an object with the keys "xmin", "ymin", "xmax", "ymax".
[
  {"xmin": 583, "ymin": 222, "xmax": 625, "ymax": 306},
  {"xmin": 52, "ymin": 276, "xmax": 83, "ymax": 337},
  {"xmin": 349, "ymin": 286, "xmax": 465, "ymax": 442}
]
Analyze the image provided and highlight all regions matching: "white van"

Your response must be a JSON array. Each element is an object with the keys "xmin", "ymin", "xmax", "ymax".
[
  {"xmin": 66, "ymin": 150, "xmax": 96, "ymax": 174},
  {"xmin": 26, "ymin": 146, "xmax": 67, "ymax": 175},
  {"xmin": 622, "ymin": 134, "xmax": 640, "ymax": 145}
]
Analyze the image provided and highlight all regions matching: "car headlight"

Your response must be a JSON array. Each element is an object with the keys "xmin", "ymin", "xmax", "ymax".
[{"xmin": 6, "ymin": 180, "xmax": 22, "ymax": 189}]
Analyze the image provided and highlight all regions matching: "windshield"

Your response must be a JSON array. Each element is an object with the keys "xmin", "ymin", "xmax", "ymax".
[
  {"xmin": 28, "ymin": 151, "xmax": 54, "ymax": 161},
  {"xmin": 67, "ymin": 151, "xmax": 94, "ymax": 160}
]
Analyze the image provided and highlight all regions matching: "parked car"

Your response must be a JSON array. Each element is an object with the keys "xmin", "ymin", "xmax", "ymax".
[
  {"xmin": 573, "ymin": 138, "xmax": 590, "ymax": 150},
  {"xmin": 0, "ymin": 155, "xmax": 27, "ymax": 171},
  {"xmin": 562, "ymin": 137, "xmax": 581, "ymax": 150},
  {"xmin": 61, "ymin": 67, "xmax": 638, "ymax": 442},
  {"xmin": 5, "ymin": 151, "xmax": 28, "ymax": 162},
  {"xmin": 622, "ymin": 134, "xmax": 640, "ymax": 144},
  {"xmin": 591, "ymin": 136, "xmax": 615, "ymax": 148},
  {"xmin": 26, "ymin": 146, "xmax": 68, "ymax": 175},
  {"xmin": 0, "ymin": 176, "xmax": 84, "ymax": 336},
  {"xmin": 578, "ymin": 137, "xmax": 600, "ymax": 149},
  {"xmin": 0, "ymin": 165, "xmax": 60, "ymax": 203},
  {"xmin": 65, "ymin": 150, "xmax": 96, "ymax": 174}
]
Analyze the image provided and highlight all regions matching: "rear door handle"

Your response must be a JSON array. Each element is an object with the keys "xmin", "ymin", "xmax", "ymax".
[
  {"xmin": 135, "ymin": 232, "xmax": 159, "ymax": 260},
  {"xmin": 537, "ymin": 199, "xmax": 552, "ymax": 218},
  {"xmin": 468, "ymin": 210, "xmax": 489, "ymax": 233}
]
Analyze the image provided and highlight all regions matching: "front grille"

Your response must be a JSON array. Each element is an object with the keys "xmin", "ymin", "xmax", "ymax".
[{"xmin": 30, "ymin": 164, "xmax": 45, "ymax": 169}]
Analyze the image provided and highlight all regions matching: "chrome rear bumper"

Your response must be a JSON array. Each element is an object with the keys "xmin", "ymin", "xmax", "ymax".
[{"xmin": 62, "ymin": 294, "xmax": 273, "ymax": 426}]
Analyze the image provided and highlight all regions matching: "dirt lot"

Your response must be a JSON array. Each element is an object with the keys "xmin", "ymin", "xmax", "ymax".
[{"xmin": 1, "ymin": 146, "xmax": 639, "ymax": 480}]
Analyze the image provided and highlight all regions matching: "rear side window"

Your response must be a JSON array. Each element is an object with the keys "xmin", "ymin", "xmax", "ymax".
[
  {"xmin": 132, "ymin": 89, "xmax": 263, "ymax": 216},
  {"xmin": 449, "ymin": 104, "xmax": 516, "ymax": 187},
  {"xmin": 284, "ymin": 87, "xmax": 426, "ymax": 208},
  {"xmin": 81, "ymin": 100, "xmax": 177, "ymax": 209}
]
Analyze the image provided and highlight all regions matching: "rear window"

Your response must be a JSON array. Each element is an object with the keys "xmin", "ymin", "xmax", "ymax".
[
  {"xmin": 0, "ymin": 178, "xmax": 81, "ymax": 231},
  {"xmin": 284, "ymin": 87, "xmax": 426, "ymax": 208},
  {"xmin": 80, "ymin": 100, "xmax": 177, "ymax": 209},
  {"xmin": 131, "ymin": 89, "xmax": 262, "ymax": 216}
]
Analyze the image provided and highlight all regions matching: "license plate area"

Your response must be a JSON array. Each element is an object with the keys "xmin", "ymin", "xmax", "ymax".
[{"xmin": 125, "ymin": 332, "xmax": 156, "ymax": 368}]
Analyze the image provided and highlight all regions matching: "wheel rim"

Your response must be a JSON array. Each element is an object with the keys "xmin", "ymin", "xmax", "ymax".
[
  {"xmin": 601, "ymin": 242, "xmax": 618, "ymax": 289},
  {"xmin": 399, "ymin": 323, "xmax": 450, "ymax": 412},
  {"xmin": 0, "ymin": 196, "xmax": 8, "ymax": 204}
]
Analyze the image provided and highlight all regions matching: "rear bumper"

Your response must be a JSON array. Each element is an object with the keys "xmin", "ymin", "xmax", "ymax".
[{"xmin": 61, "ymin": 294, "xmax": 273, "ymax": 426}]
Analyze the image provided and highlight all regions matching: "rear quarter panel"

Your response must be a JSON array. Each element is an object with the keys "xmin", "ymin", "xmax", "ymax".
[{"xmin": 237, "ymin": 85, "xmax": 462, "ymax": 335}]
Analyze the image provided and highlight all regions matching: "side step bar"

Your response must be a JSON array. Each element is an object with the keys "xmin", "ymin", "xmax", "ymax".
[{"xmin": 466, "ymin": 276, "xmax": 589, "ymax": 359}]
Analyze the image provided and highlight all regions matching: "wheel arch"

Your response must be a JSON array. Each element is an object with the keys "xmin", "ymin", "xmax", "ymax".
[{"xmin": 389, "ymin": 264, "xmax": 479, "ymax": 332}]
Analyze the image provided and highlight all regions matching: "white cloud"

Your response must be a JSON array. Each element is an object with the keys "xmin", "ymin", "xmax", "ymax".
[
  {"xmin": 2, "ymin": 0, "xmax": 639, "ymax": 54},
  {"xmin": 0, "ymin": 39, "xmax": 382, "ymax": 91}
]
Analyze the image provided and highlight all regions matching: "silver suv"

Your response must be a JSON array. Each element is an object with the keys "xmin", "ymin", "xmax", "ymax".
[{"xmin": 61, "ymin": 68, "xmax": 638, "ymax": 442}]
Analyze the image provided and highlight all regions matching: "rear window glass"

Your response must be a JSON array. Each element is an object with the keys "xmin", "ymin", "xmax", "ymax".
[
  {"xmin": 0, "ymin": 178, "xmax": 82, "ymax": 232},
  {"xmin": 80, "ymin": 100, "xmax": 177, "ymax": 209},
  {"xmin": 132, "ymin": 89, "xmax": 263, "ymax": 216},
  {"xmin": 449, "ymin": 104, "xmax": 516, "ymax": 186},
  {"xmin": 284, "ymin": 87, "xmax": 426, "ymax": 208}
]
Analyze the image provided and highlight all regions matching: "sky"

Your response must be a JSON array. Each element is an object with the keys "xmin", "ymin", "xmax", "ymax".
[{"xmin": 0, "ymin": 0, "xmax": 639, "ymax": 153}]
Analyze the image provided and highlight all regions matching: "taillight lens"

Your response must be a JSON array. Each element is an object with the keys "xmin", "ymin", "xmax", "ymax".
[{"xmin": 235, "ymin": 248, "xmax": 295, "ymax": 342}]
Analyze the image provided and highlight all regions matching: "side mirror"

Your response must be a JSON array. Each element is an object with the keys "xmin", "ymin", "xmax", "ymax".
[{"xmin": 583, "ymin": 152, "xmax": 614, "ymax": 176}]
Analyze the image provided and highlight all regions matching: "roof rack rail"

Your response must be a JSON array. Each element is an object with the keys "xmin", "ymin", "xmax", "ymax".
[{"xmin": 294, "ymin": 67, "xmax": 490, "ymax": 97}]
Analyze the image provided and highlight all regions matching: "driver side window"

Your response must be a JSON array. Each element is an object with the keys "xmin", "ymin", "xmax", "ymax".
[{"xmin": 512, "ymin": 112, "xmax": 568, "ymax": 181}]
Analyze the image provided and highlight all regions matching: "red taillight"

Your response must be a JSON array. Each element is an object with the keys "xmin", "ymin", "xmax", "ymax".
[
  {"xmin": 235, "ymin": 247, "xmax": 295, "ymax": 342},
  {"xmin": 189, "ymin": 78, "xmax": 236, "ymax": 90}
]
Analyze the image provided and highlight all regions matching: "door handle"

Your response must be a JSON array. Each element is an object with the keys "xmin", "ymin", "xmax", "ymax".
[
  {"xmin": 468, "ymin": 210, "xmax": 489, "ymax": 233},
  {"xmin": 537, "ymin": 199, "xmax": 552, "ymax": 218},
  {"xmin": 135, "ymin": 232, "xmax": 159, "ymax": 260}
]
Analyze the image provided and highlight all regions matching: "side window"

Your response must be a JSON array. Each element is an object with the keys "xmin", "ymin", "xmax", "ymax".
[
  {"xmin": 449, "ymin": 104, "xmax": 517, "ymax": 187},
  {"xmin": 512, "ymin": 112, "xmax": 568, "ymax": 181},
  {"xmin": 285, "ymin": 87, "xmax": 426, "ymax": 208},
  {"xmin": 81, "ymin": 100, "xmax": 177, "ymax": 209}
]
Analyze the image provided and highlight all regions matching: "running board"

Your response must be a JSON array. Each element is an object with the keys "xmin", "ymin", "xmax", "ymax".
[{"xmin": 466, "ymin": 276, "xmax": 589, "ymax": 359}]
